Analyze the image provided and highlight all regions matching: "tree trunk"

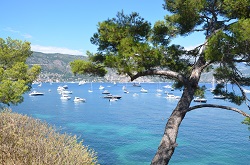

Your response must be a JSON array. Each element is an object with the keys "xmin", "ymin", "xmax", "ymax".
[
  {"xmin": 151, "ymin": 86, "xmax": 195, "ymax": 165},
  {"xmin": 151, "ymin": 56, "xmax": 205, "ymax": 164}
]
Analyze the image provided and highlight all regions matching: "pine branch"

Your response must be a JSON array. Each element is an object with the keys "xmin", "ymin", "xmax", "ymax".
[
  {"xmin": 130, "ymin": 69, "xmax": 185, "ymax": 82},
  {"xmin": 187, "ymin": 104, "xmax": 250, "ymax": 118}
]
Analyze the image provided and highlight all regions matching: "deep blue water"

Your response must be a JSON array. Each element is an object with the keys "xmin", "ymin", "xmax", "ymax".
[{"xmin": 10, "ymin": 82, "xmax": 250, "ymax": 165}]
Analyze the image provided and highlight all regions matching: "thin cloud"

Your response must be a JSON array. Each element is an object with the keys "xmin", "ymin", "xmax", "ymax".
[
  {"xmin": 31, "ymin": 45, "xmax": 84, "ymax": 56},
  {"xmin": 4, "ymin": 27, "xmax": 33, "ymax": 39},
  {"xmin": 4, "ymin": 27, "xmax": 20, "ymax": 33},
  {"xmin": 22, "ymin": 33, "xmax": 32, "ymax": 39}
]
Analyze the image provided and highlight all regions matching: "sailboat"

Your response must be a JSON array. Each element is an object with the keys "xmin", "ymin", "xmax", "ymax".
[
  {"xmin": 210, "ymin": 76, "xmax": 215, "ymax": 92},
  {"xmin": 38, "ymin": 83, "xmax": 42, "ymax": 87},
  {"xmin": 210, "ymin": 76, "xmax": 226, "ymax": 99},
  {"xmin": 122, "ymin": 85, "xmax": 129, "ymax": 93},
  {"xmin": 88, "ymin": 82, "xmax": 93, "ymax": 92},
  {"xmin": 156, "ymin": 82, "xmax": 163, "ymax": 93}
]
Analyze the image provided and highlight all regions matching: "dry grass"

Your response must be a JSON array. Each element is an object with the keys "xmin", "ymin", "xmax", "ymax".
[{"xmin": 0, "ymin": 108, "xmax": 98, "ymax": 165}]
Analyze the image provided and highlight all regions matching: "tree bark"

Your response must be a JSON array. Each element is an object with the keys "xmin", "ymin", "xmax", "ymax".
[
  {"xmin": 151, "ymin": 56, "xmax": 205, "ymax": 164},
  {"xmin": 150, "ymin": 110, "xmax": 186, "ymax": 164},
  {"xmin": 151, "ymin": 87, "xmax": 195, "ymax": 165}
]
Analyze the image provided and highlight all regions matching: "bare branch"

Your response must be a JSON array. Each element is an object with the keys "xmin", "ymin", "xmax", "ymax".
[
  {"xmin": 187, "ymin": 104, "xmax": 250, "ymax": 118},
  {"xmin": 190, "ymin": 40, "xmax": 214, "ymax": 70},
  {"xmin": 130, "ymin": 69, "xmax": 185, "ymax": 82}
]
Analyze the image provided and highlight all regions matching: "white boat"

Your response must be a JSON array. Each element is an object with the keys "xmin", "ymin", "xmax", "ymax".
[
  {"xmin": 209, "ymin": 76, "xmax": 215, "ymax": 92},
  {"xmin": 133, "ymin": 93, "xmax": 139, "ymax": 97},
  {"xmin": 156, "ymin": 89, "xmax": 163, "ymax": 93},
  {"xmin": 57, "ymin": 85, "xmax": 68, "ymax": 92},
  {"xmin": 193, "ymin": 97, "xmax": 207, "ymax": 103},
  {"xmin": 102, "ymin": 90, "xmax": 110, "ymax": 94},
  {"xmin": 166, "ymin": 93, "xmax": 176, "ymax": 99},
  {"xmin": 103, "ymin": 94, "xmax": 122, "ymax": 99},
  {"xmin": 140, "ymin": 88, "xmax": 148, "ymax": 93},
  {"xmin": 163, "ymin": 85, "xmax": 172, "ymax": 89},
  {"xmin": 109, "ymin": 98, "xmax": 118, "ymax": 102},
  {"xmin": 78, "ymin": 80, "xmax": 85, "ymax": 86},
  {"xmin": 74, "ymin": 97, "xmax": 86, "ymax": 102},
  {"xmin": 175, "ymin": 96, "xmax": 181, "ymax": 99},
  {"xmin": 29, "ymin": 91, "xmax": 44, "ymax": 96},
  {"xmin": 61, "ymin": 90, "xmax": 73, "ymax": 94},
  {"xmin": 57, "ymin": 86, "xmax": 64, "ymax": 91},
  {"xmin": 156, "ymin": 93, "xmax": 162, "ymax": 97},
  {"xmin": 63, "ymin": 85, "xmax": 68, "ymax": 89},
  {"xmin": 122, "ymin": 86, "xmax": 129, "ymax": 93},
  {"xmin": 166, "ymin": 93, "xmax": 180, "ymax": 99},
  {"xmin": 213, "ymin": 95, "xmax": 225, "ymax": 99},
  {"xmin": 88, "ymin": 82, "xmax": 93, "ymax": 92},
  {"xmin": 133, "ymin": 83, "xmax": 141, "ymax": 87},
  {"xmin": 156, "ymin": 82, "xmax": 163, "ymax": 93},
  {"xmin": 124, "ymin": 89, "xmax": 129, "ymax": 93},
  {"xmin": 60, "ymin": 94, "xmax": 71, "ymax": 100},
  {"xmin": 99, "ymin": 85, "xmax": 105, "ymax": 90}
]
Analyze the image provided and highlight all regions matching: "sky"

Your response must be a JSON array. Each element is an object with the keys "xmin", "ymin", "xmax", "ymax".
[{"xmin": 1, "ymin": 0, "xmax": 205, "ymax": 56}]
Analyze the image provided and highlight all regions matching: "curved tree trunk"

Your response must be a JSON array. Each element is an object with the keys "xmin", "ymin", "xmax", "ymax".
[
  {"xmin": 151, "ymin": 87, "xmax": 194, "ymax": 164},
  {"xmin": 151, "ymin": 56, "xmax": 205, "ymax": 164},
  {"xmin": 150, "ymin": 111, "xmax": 185, "ymax": 164}
]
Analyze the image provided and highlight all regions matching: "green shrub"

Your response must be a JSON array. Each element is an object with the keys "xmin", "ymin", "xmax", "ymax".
[{"xmin": 0, "ymin": 108, "xmax": 98, "ymax": 165}]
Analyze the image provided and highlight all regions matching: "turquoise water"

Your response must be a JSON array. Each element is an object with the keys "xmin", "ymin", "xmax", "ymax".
[{"xmin": 10, "ymin": 82, "xmax": 250, "ymax": 165}]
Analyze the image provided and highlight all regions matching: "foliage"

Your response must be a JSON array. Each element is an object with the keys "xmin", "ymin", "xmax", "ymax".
[
  {"xmin": 0, "ymin": 37, "xmax": 41, "ymax": 106},
  {"xmin": 0, "ymin": 108, "xmax": 98, "ymax": 165},
  {"xmin": 70, "ymin": 58, "xmax": 107, "ymax": 77},
  {"xmin": 242, "ymin": 117, "xmax": 250, "ymax": 125},
  {"xmin": 163, "ymin": 0, "xmax": 205, "ymax": 35},
  {"xmin": 70, "ymin": 1, "xmax": 250, "ymax": 164},
  {"xmin": 242, "ymin": 117, "xmax": 250, "ymax": 139},
  {"xmin": 71, "ymin": 11, "xmax": 192, "ymax": 78},
  {"xmin": 73, "ymin": 4, "xmax": 250, "ymax": 101},
  {"xmin": 194, "ymin": 85, "xmax": 206, "ymax": 98}
]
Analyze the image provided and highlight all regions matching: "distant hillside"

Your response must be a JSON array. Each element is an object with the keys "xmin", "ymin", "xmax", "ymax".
[
  {"xmin": 27, "ymin": 51, "xmax": 89, "ymax": 82},
  {"xmin": 27, "ymin": 51, "xmax": 250, "ymax": 83}
]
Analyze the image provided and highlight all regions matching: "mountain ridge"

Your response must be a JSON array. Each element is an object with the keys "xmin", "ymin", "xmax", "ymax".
[
  {"xmin": 27, "ymin": 51, "xmax": 88, "ymax": 82},
  {"xmin": 27, "ymin": 51, "xmax": 249, "ymax": 83}
]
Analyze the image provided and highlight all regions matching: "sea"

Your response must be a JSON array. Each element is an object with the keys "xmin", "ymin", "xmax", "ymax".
[{"xmin": 10, "ymin": 82, "xmax": 250, "ymax": 165}]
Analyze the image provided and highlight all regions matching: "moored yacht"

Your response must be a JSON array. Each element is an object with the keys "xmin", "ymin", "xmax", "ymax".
[
  {"xmin": 165, "ymin": 93, "xmax": 180, "ymax": 100},
  {"xmin": 133, "ymin": 83, "xmax": 141, "ymax": 87},
  {"xmin": 74, "ymin": 97, "xmax": 86, "ymax": 102},
  {"xmin": 99, "ymin": 85, "xmax": 105, "ymax": 90},
  {"xmin": 213, "ymin": 95, "xmax": 225, "ymax": 99},
  {"xmin": 29, "ymin": 91, "xmax": 44, "ymax": 96},
  {"xmin": 140, "ymin": 88, "xmax": 148, "ymax": 93},
  {"xmin": 193, "ymin": 97, "xmax": 207, "ymax": 103},
  {"xmin": 102, "ymin": 90, "xmax": 110, "ymax": 94},
  {"xmin": 60, "ymin": 94, "xmax": 71, "ymax": 100},
  {"xmin": 103, "ymin": 94, "xmax": 122, "ymax": 99}
]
